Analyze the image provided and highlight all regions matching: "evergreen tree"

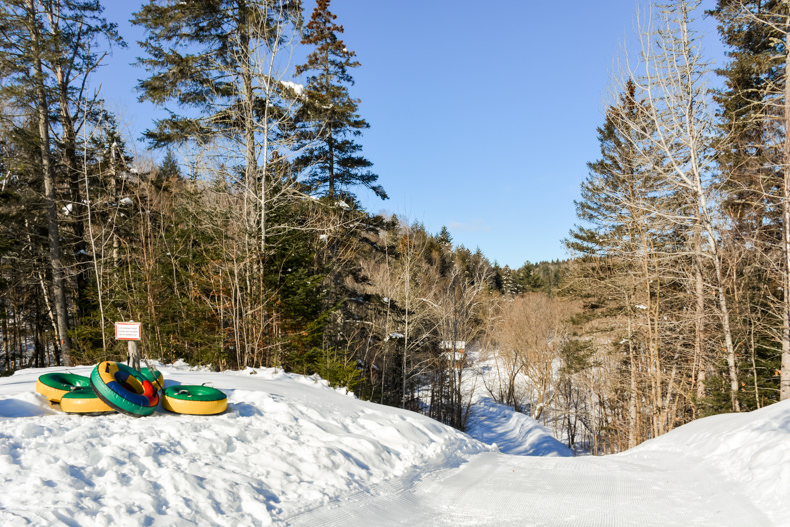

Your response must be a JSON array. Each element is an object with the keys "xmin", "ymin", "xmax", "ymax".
[
  {"xmin": 565, "ymin": 79, "xmax": 691, "ymax": 443},
  {"xmin": 293, "ymin": 0, "xmax": 386, "ymax": 202},
  {"xmin": 438, "ymin": 226, "xmax": 453, "ymax": 248},
  {"xmin": 134, "ymin": 0, "xmax": 301, "ymax": 149},
  {"xmin": 709, "ymin": 0, "xmax": 787, "ymax": 405},
  {"xmin": 40, "ymin": 1, "xmax": 122, "ymax": 324},
  {"xmin": 566, "ymin": 80, "xmax": 667, "ymax": 260},
  {"xmin": 134, "ymin": 0, "xmax": 305, "ymax": 369},
  {"xmin": 709, "ymin": 0, "xmax": 783, "ymax": 231},
  {"xmin": 0, "ymin": 0, "xmax": 118, "ymax": 362},
  {"xmin": 133, "ymin": 0, "xmax": 303, "ymax": 250},
  {"xmin": 158, "ymin": 150, "xmax": 182, "ymax": 180}
]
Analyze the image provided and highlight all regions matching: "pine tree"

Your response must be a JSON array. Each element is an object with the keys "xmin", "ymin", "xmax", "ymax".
[
  {"xmin": 709, "ymin": 0, "xmax": 788, "ymax": 404},
  {"xmin": 293, "ymin": 0, "xmax": 386, "ymax": 202},
  {"xmin": 134, "ymin": 1, "xmax": 300, "ymax": 147},
  {"xmin": 41, "ymin": 1, "xmax": 122, "ymax": 324},
  {"xmin": 134, "ymin": 0, "xmax": 304, "ymax": 368},
  {"xmin": 567, "ymin": 81, "xmax": 662, "ymax": 259},
  {"xmin": 437, "ymin": 226, "xmax": 453, "ymax": 248},
  {"xmin": 0, "ymin": 0, "xmax": 120, "ymax": 363},
  {"xmin": 565, "ymin": 79, "xmax": 686, "ymax": 443},
  {"xmin": 709, "ymin": 0, "xmax": 782, "ymax": 231},
  {"xmin": 0, "ymin": 0, "xmax": 122, "ymax": 365},
  {"xmin": 133, "ymin": 0, "xmax": 303, "ymax": 250}
]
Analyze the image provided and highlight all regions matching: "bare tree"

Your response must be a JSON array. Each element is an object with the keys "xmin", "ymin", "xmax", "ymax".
[
  {"xmin": 491, "ymin": 293, "xmax": 577, "ymax": 420},
  {"xmin": 624, "ymin": 0, "xmax": 740, "ymax": 410}
]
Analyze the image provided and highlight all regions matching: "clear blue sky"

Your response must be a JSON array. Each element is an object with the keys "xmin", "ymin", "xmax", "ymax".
[{"xmin": 94, "ymin": 0, "xmax": 723, "ymax": 269}]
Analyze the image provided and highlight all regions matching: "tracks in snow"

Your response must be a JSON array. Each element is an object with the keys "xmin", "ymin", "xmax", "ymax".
[{"xmin": 284, "ymin": 451, "xmax": 771, "ymax": 527}]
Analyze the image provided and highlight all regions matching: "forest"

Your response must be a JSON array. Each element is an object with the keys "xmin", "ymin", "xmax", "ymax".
[{"xmin": 1, "ymin": 0, "xmax": 788, "ymax": 454}]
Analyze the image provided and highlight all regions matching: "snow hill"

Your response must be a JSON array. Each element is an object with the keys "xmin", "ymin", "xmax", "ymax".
[{"xmin": 1, "ymin": 361, "xmax": 788, "ymax": 526}]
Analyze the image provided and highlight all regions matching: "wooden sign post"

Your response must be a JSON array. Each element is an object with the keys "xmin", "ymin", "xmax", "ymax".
[{"xmin": 115, "ymin": 321, "xmax": 142, "ymax": 371}]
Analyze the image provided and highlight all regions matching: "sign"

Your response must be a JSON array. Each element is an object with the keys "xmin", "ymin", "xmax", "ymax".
[{"xmin": 115, "ymin": 322, "xmax": 142, "ymax": 341}]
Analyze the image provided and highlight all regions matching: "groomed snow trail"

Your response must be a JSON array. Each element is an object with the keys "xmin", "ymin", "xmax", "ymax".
[{"xmin": 285, "ymin": 451, "xmax": 770, "ymax": 526}]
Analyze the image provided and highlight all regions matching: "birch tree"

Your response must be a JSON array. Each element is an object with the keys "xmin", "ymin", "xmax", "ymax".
[{"xmin": 626, "ymin": 0, "xmax": 741, "ymax": 411}]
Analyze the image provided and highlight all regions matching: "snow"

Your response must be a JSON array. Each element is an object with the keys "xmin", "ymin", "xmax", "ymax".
[
  {"xmin": 280, "ymin": 81, "xmax": 305, "ymax": 97},
  {"xmin": 466, "ymin": 397, "xmax": 571, "ymax": 457},
  {"xmin": 1, "ymin": 360, "xmax": 789, "ymax": 525}
]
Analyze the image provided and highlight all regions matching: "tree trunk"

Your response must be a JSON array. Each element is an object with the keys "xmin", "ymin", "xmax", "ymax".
[
  {"xmin": 694, "ymin": 230, "xmax": 707, "ymax": 406},
  {"xmin": 782, "ymin": 21, "xmax": 790, "ymax": 401},
  {"xmin": 52, "ymin": 60, "xmax": 89, "ymax": 322},
  {"xmin": 708, "ymin": 227, "xmax": 739, "ymax": 411},
  {"xmin": 28, "ymin": 0, "xmax": 72, "ymax": 365},
  {"xmin": 627, "ymin": 315, "xmax": 639, "ymax": 449}
]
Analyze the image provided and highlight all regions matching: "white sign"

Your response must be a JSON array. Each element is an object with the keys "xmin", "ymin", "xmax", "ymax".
[{"xmin": 115, "ymin": 322, "xmax": 142, "ymax": 341}]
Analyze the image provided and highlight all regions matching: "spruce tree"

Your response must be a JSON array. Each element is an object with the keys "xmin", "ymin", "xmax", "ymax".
[
  {"xmin": 566, "ymin": 80, "xmax": 686, "ymax": 443},
  {"xmin": 134, "ymin": 0, "xmax": 304, "ymax": 368},
  {"xmin": 293, "ymin": 0, "xmax": 386, "ymax": 202},
  {"xmin": 0, "ymin": 0, "xmax": 123, "ymax": 364},
  {"xmin": 567, "ymin": 80, "xmax": 666, "ymax": 259},
  {"xmin": 438, "ymin": 226, "xmax": 453, "ymax": 248},
  {"xmin": 709, "ymin": 0, "xmax": 787, "ymax": 405},
  {"xmin": 134, "ymin": 0, "xmax": 301, "ymax": 148},
  {"xmin": 709, "ymin": 1, "xmax": 783, "ymax": 230}
]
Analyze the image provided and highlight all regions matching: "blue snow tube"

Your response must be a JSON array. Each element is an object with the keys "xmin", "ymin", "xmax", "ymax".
[{"xmin": 90, "ymin": 361, "xmax": 159, "ymax": 417}]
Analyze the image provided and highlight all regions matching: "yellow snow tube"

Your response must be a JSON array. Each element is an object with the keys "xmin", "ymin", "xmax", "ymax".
[
  {"xmin": 60, "ymin": 388, "xmax": 115, "ymax": 414},
  {"xmin": 36, "ymin": 372, "xmax": 90, "ymax": 403},
  {"xmin": 162, "ymin": 385, "xmax": 227, "ymax": 415}
]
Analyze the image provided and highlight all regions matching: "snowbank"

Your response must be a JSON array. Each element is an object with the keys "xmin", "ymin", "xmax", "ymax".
[
  {"xmin": 0, "ymin": 363, "xmax": 486, "ymax": 525},
  {"xmin": 626, "ymin": 400, "xmax": 790, "ymax": 526}
]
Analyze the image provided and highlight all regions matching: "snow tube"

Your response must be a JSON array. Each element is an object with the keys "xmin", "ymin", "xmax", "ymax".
[
  {"xmin": 162, "ymin": 385, "xmax": 227, "ymax": 415},
  {"xmin": 60, "ymin": 387, "xmax": 115, "ymax": 414},
  {"xmin": 90, "ymin": 361, "xmax": 159, "ymax": 417},
  {"xmin": 140, "ymin": 367, "xmax": 164, "ymax": 391},
  {"xmin": 35, "ymin": 372, "xmax": 90, "ymax": 403}
]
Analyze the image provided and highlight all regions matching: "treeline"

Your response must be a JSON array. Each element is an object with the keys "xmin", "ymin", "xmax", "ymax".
[
  {"xmin": 546, "ymin": 0, "xmax": 790, "ymax": 453},
  {"xmin": 0, "ymin": 0, "xmax": 564, "ymax": 431}
]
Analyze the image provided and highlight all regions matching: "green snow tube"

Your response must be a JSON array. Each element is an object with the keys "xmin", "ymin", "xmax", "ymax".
[
  {"xmin": 90, "ymin": 361, "xmax": 159, "ymax": 417},
  {"xmin": 36, "ymin": 372, "xmax": 91, "ymax": 403},
  {"xmin": 162, "ymin": 385, "xmax": 227, "ymax": 415}
]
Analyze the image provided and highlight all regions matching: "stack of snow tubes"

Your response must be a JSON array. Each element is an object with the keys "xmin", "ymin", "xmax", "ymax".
[
  {"xmin": 35, "ymin": 371, "xmax": 114, "ymax": 414},
  {"xmin": 36, "ymin": 362, "xmax": 227, "ymax": 417}
]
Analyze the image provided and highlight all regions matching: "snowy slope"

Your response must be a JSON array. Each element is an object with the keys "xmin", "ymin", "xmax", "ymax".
[
  {"xmin": 625, "ymin": 402, "xmax": 790, "ymax": 526},
  {"xmin": 1, "ymin": 362, "xmax": 789, "ymax": 526},
  {"xmin": 0, "ymin": 362, "xmax": 486, "ymax": 526}
]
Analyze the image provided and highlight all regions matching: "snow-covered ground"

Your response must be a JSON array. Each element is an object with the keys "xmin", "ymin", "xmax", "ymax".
[{"xmin": 1, "ymin": 361, "xmax": 788, "ymax": 526}]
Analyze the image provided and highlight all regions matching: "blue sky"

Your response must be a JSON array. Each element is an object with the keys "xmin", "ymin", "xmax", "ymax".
[{"xmin": 94, "ymin": 0, "xmax": 723, "ymax": 268}]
